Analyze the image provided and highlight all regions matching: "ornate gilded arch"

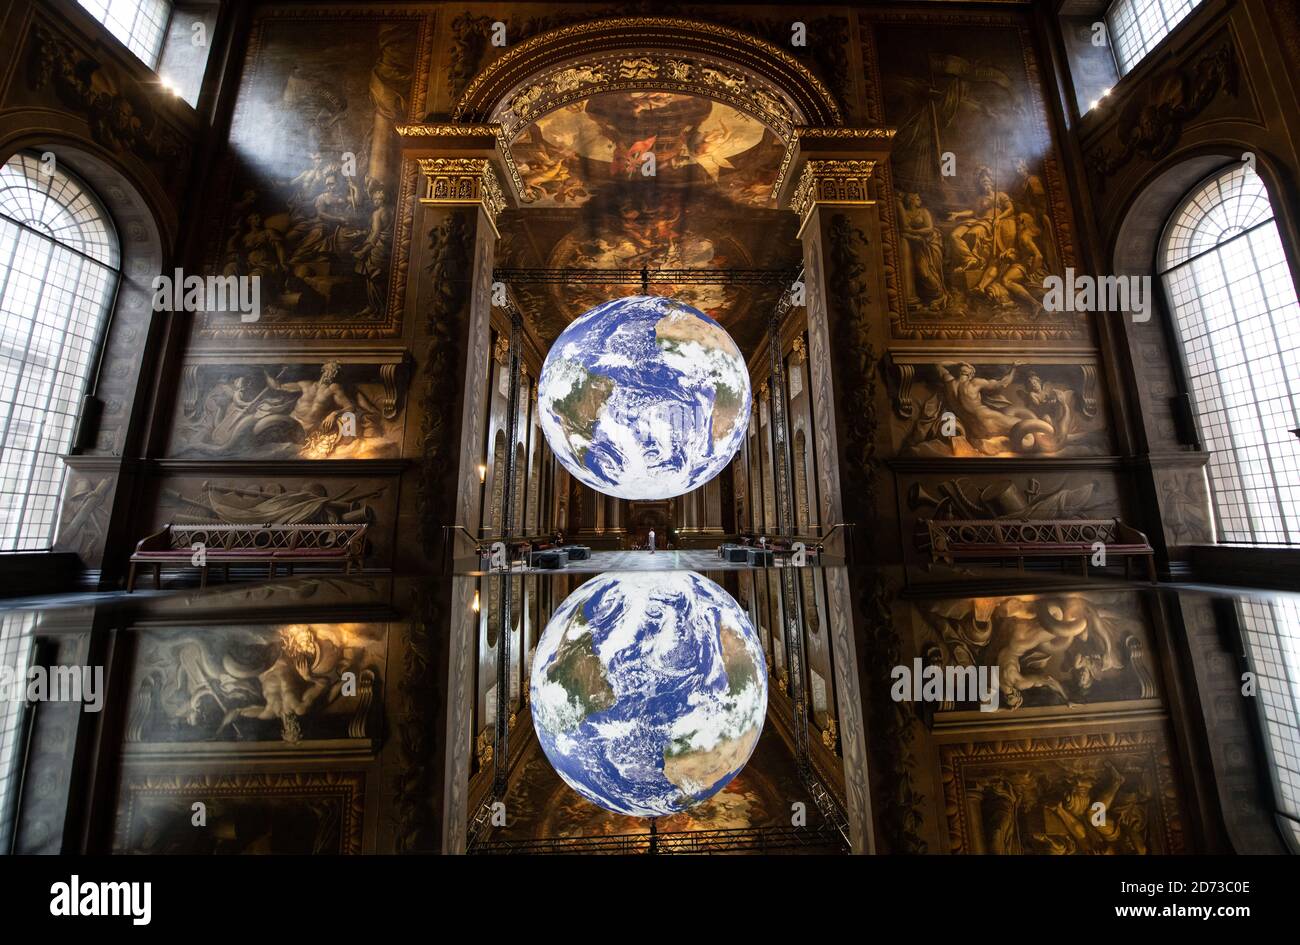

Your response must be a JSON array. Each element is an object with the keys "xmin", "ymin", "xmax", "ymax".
[{"xmin": 453, "ymin": 17, "xmax": 843, "ymax": 143}]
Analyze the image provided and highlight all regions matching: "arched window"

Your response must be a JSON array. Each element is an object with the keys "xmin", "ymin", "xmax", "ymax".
[
  {"xmin": 0, "ymin": 152, "xmax": 120, "ymax": 551},
  {"xmin": 1106, "ymin": 0, "xmax": 1205, "ymax": 76},
  {"xmin": 76, "ymin": 1, "xmax": 173, "ymax": 69},
  {"xmin": 1159, "ymin": 163, "xmax": 1300, "ymax": 543}
]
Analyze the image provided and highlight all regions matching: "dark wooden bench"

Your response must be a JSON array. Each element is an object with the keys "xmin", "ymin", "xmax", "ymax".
[
  {"xmin": 923, "ymin": 517, "xmax": 1155, "ymax": 580},
  {"xmin": 128, "ymin": 523, "xmax": 368, "ymax": 591}
]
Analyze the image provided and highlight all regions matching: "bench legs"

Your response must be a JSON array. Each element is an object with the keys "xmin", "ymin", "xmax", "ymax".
[
  {"xmin": 127, "ymin": 562, "xmax": 137, "ymax": 593},
  {"xmin": 154, "ymin": 563, "xmax": 162, "ymax": 589},
  {"xmin": 199, "ymin": 566, "xmax": 208, "ymax": 590}
]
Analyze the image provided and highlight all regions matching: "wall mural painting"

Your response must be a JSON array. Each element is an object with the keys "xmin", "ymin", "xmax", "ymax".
[
  {"xmin": 156, "ymin": 478, "xmax": 386, "ymax": 527},
  {"xmin": 1155, "ymin": 467, "xmax": 1214, "ymax": 546},
  {"xmin": 908, "ymin": 473, "xmax": 1111, "ymax": 522},
  {"xmin": 124, "ymin": 624, "xmax": 385, "ymax": 747},
  {"xmin": 910, "ymin": 593, "xmax": 1156, "ymax": 712},
  {"xmin": 201, "ymin": 14, "xmax": 425, "ymax": 338},
  {"xmin": 114, "ymin": 772, "xmax": 365, "ymax": 854},
  {"xmin": 940, "ymin": 730, "xmax": 1185, "ymax": 854},
  {"xmin": 501, "ymin": 90, "xmax": 797, "ymax": 354},
  {"xmin": 55, "ymin": 471, "xmax": 115, "ymax": 564},
  {"xmin": 897, "ymin": 361, "xmax": 1107, "ymax": 456},
  {"xmin": 511, "ymin": 93, "xmax": 786, "ymax": 208},
  {"xmin": 172, "ymin": 361, "xmax": 403, "ymax": 459},
  {"xmin": 874, "ymin": 20, "xmax": 1079, "ymax": 338}
]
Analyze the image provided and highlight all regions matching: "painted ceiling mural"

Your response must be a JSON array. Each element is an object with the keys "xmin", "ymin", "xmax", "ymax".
[{"xmin": 502, "ymin": 91, "xmax": 798, "ymax": 355}]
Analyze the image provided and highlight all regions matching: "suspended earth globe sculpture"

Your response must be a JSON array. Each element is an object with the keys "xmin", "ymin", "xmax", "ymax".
[
  {"xmin": 530, "ymin": 571, "xmax": 768, "ymax": 817},
  {"xmin": 537, "ymin": 295, "xmax": 751, "ymax": 500}
]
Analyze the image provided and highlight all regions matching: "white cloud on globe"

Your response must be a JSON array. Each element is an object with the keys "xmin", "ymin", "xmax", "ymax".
[
  {"xmin": 529, "ymin": 571, "xmax": 768, "ymax": 817},
  {"xmin": 538, "ymin": 295, "xmax": 751, "ymax": 501}
]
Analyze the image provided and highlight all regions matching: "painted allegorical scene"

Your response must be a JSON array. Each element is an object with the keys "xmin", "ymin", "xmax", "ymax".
[
  {"xmin": 876, "ymin": 22, "xmax": 1078, "ymax": 332},
  {"xmin": 941, "ymin": 731, "xmax": 1185, "ymax": 854},
  {"xmin": 907, "ymin": 592, "xmax": 1157, "ymax": 712},
  {"xmin": 124, "ymin": 624, "xmax": 385, "ymax": 746},
  {"xmin": 511, "ymin": 93, "xmax": 785, "ymax": 209},
  {"xmin": 155, "ymin": 479, "xmax": 386, "ymax": 526},
  {"xmin": 502, "ymin": 90, "xmax": 796, "ymax": 354},
  {"xmin": 114, "ymin": 772, "xmax": 364, "ymax": 854},
  {"xmin": 899, "ymin": 361, "xmax": 1108, "ymax": 456},
  {"xmin": 201, "ymin": 15, "xmax": 421, "ymax": 336},
  {"xmin": 171, "ymin": 361, "xmax": 403, "ymax": 459}
]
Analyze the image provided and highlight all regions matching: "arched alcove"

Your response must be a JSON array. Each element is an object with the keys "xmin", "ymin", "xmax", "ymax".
[{"xmin": 454, "ymin": 17, "xmax": 842, "ymax": 140}]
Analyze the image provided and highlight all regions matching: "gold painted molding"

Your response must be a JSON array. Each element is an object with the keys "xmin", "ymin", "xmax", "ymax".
[
  {"xmin": 416, "ymin": 157, "xmax": 506, "ymax": 233},
  {"xmin": 455, "ymin": 17, "xmax": 841, "ymax": 129},
  {"xmin": 771, "ymin": 127, "xmax": 895, "ymax": 206},
  {"xmin": 789, "ymin": 159, "xmax": 878, "ymax": 230},
  {"xmin": 398, "ymin": 122, "xmax": 531, "ymax": 203},
  {"xmin": 488, "ymin": 51, "xmax": 805, "ymax": 141}
]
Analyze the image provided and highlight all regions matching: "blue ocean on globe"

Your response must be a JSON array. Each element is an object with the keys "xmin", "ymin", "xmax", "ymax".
[
  {"xmin": 530, "ymin": 571, "xmax": 768, "ymax": 817},
  {"xmin": 537, "ymin": 295, "xmax": 751, "ymax": 500}
]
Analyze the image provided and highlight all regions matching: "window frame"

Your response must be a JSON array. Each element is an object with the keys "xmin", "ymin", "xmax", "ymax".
[
  {"xmin": 1104, "ymin": 0, "xmax": 1205, "ymax": 78},
  {"xmin": 1156, "ymin": 161, "xmax": 1300, "ymax": 545},
  {"xmin": 1232, "ymin": 596, "xmax": 1300, "ymax": 854},
  {"xmin": 0, "ymin": 149, "xmax": 123, "ymax": 552},
  {"xmin": 74, "ymin": 0, "xmax": 176, "ymax": 72}
]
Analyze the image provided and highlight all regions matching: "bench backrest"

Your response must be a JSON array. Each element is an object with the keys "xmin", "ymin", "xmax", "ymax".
[
  {"xmin": 166, "ymin": 523, "xmax": 367, "ymax": 552},
  {"xmin": 927, "ymin": 518, "xmax": 1122, "ymax": 549}
]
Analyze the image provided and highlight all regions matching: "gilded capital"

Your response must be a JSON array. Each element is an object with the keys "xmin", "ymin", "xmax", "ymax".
[
  {"xmin": 416, "ymin": 157, "xmax": 506, "ymax": 232},
  {"xmin": 789, "ymin": 159, "xmax": 877, "ymax": 230}
]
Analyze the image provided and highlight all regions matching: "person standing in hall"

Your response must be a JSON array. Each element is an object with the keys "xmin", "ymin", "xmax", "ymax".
[{"xmin": 648, "ymin": 529, "xmax": 655, "ymax": 554}]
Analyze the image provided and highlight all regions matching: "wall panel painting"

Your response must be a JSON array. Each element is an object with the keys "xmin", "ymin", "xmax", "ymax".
[
  {"xmin": 123, "ymin": 624, "xmax": 386, "ymax": 750},
  {"xmin": 893, "ymin": 359, "xmax": 1109, "ymax": 457},
  {"xmin": 939, "ymin": 728, "xmax": 1186, "ymax": 854},
  {"xmin": 170, "ymin": 360, "xmax": 405, "ymax": 459},
  {"xmin": 199, "ymin": 11, "xmax": 428, "ymax": 339},
  {"xmin": 113, "ymin": 772, "xmax": 365, "ymax": 854},
  {"xmin": 904, "ymin": 591, "xmax": 1158, "ymax": 713},
  {"xmin": 869, "ymin": 15, "xmax": 1081, "ymax": 341}
]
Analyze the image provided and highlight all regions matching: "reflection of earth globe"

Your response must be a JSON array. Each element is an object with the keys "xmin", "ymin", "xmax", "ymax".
[
  {"xmin": 530, "ymin": 571, "xmax": 767, "ymax": 816},
  {"xmin": 538, "ymin": 295, "xmax": 750, "ymax": 500}
]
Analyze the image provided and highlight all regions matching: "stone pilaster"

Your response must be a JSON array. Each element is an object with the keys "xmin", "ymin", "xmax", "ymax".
[
  {"xmin": 393, "ymin": 123, "xmax": 518, "ymax": 854},
  {"xmin": 778, "ymin": 127, "xmax": 897, "ymax": 855}
]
